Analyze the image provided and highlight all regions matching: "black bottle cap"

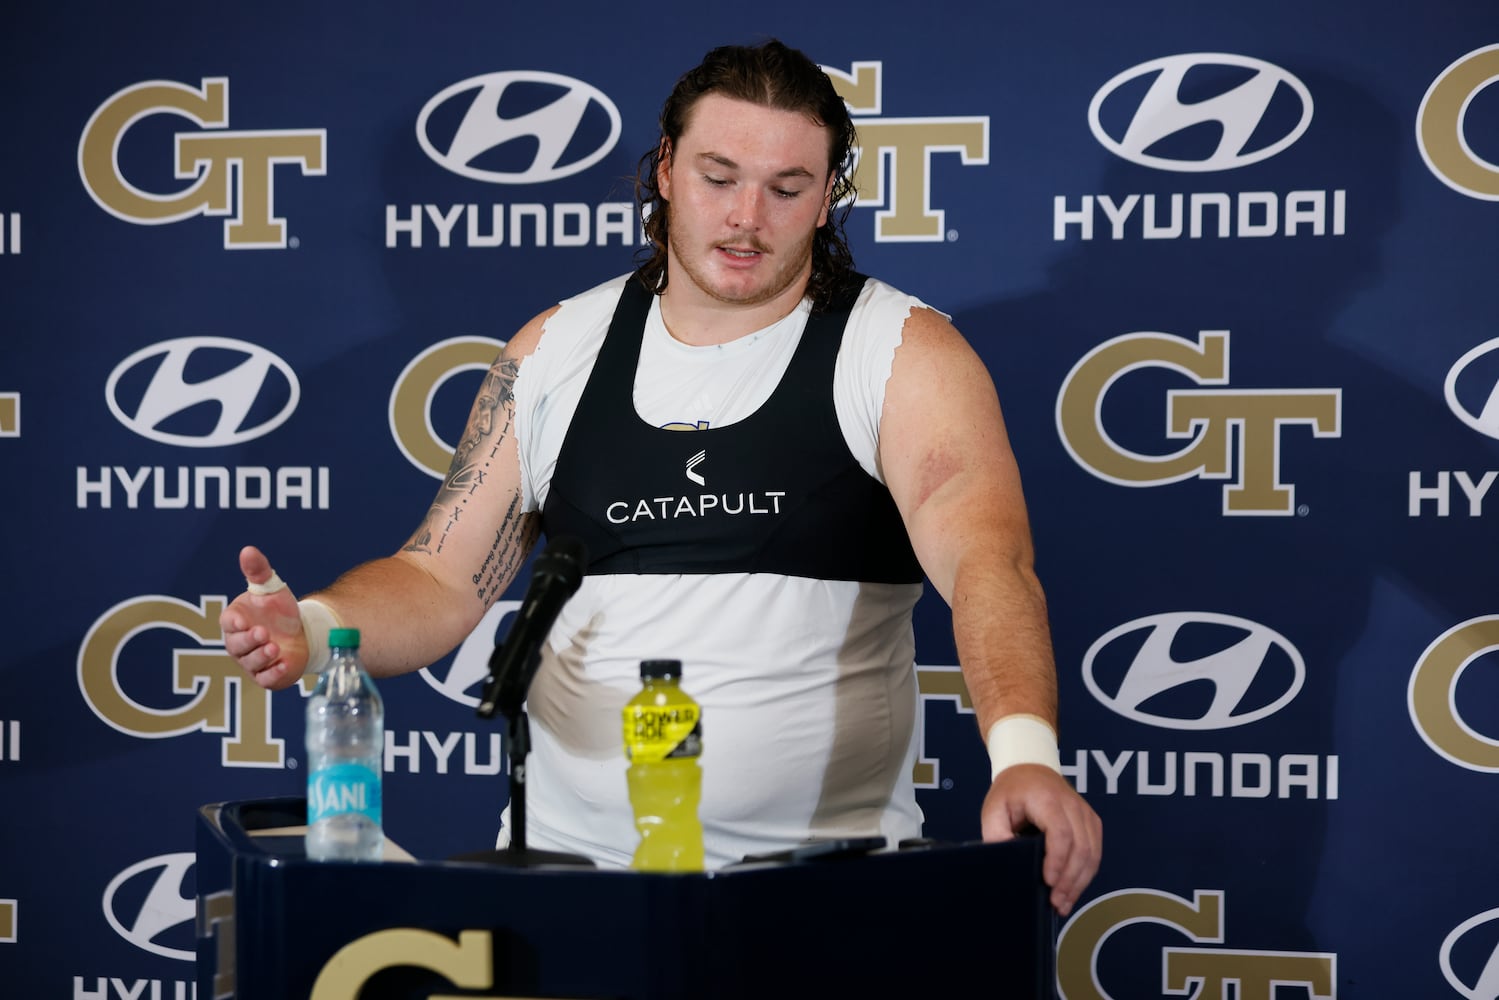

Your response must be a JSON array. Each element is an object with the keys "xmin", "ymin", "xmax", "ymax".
[{"xmin": 640, "ymin": 659, "xmax": 682, "ymax": 680}]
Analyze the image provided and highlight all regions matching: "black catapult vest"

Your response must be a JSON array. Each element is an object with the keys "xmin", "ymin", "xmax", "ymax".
[{"xmin": 541, "ymin": 273, "xmax": 923, "ymax": 583}]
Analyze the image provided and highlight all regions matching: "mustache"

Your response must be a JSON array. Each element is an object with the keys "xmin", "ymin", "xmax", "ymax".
[{"xmin": 717, "ymin": 237, "xmax": 772, "ymax": 254}]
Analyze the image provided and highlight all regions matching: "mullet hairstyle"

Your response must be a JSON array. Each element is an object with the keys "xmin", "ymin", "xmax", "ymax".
[{"xmin": 633, "ymin": 39, "xmax": 861, "ymax": 312}]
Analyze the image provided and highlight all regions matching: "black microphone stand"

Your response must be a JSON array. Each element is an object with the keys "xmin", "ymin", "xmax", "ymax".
[{"xmin": 454, "ymin": 643, "xmax": 594, "ymax": 869}]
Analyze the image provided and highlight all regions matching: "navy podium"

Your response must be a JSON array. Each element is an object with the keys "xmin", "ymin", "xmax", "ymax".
[{"xmin": 196, "ymin": 798, "xmax": 1057, "ymax": 999}]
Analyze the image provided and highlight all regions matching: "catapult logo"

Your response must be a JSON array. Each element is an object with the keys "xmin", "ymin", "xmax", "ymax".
[
  {"xmin": 1084, "ymin": 612, "xmax": 1304, "ymax": 730},
  {"xmin": 79, "ymin": 77, "xmax": 326, "ymax": 248},
  {"xmin": 78, "ymin": 595, "xmax": 286, "ymax": 767},
  {"xmin": 107, "ymin": 336, "xmax": 299, "ymax": 447},
  {"xmin": 1089, "ymin": 53, "xmax": 1312, "ymax": 172},
  {"xmin": 1057, "ymin": 330, "xmax": 1341, "ymax": 514},
  {"xmin": 1418, "ymin": 44, "xmax": 1499, "ymax": 201},
  {"xmin": 103, "ymin": 853, "xmax": 196, "ymax": 961},
  {"xmin": 823, "ymin": 60, "xmax": 988, "ymax": 242},
  {"xmin": 1443, "ymin": 907, "xmax": 1499, "ymax": 998},
  {"xmin": 1057, "ymin": 888, "xmax": 1336, "ymax": 999},
  {"xmin": 1410, "ymin": 615, "xmax": 1499, "ymax": 772}
]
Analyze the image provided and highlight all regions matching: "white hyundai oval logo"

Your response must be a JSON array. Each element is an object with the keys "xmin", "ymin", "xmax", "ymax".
[
  {"xmin": 1088, "ymin": 53, "xmax": 1313, "ymax": 172},
  {"xmin": 416, "ymin": 71, "xmax": 622, "ymax": 184},
  {"xmin": 1083, "ymin": 612, "xmax": 1305, "ymax": 729},
  {"xmin": 1441, "ymin": 907, "xmax": 1499, "ymax": 998},
  {"xmin": 419, "ymin": 599, "xmax": 522, "ymax": 706},
  {"xmin": 1445, "ymin": 338, "xmax": 1499, "ymax": 440},
  {"xmin": 105, "ymin": 336, "xmax": 299, "ymax": 447},
  {"xmin": 103, "ymin": 853, "xmax": 196, "ymax": 961}
]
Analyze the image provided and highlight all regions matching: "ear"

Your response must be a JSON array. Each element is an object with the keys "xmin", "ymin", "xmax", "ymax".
[{"xmin": 656, "ymin": 139, "xmax": 673, "ymax": 201}]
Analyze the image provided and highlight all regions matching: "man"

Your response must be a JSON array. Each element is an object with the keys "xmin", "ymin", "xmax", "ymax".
[{"xmin": 221, "ymin": 39, "xmax": 1101, "ymax": 915}]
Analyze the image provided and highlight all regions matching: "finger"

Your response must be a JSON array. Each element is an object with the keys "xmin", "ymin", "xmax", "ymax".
[{"xmin": 239, "ymin": 545, "xmax": 274, "ymax": 587}]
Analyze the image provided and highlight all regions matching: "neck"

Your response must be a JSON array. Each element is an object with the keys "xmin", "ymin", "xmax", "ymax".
[{"xmin": 658, "ymin": 262, "xmax": 811, "ymax": 347}]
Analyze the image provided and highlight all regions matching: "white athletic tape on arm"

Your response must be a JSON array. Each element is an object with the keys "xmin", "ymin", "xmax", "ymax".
[
  {"xmin": 297, "ymin": 599, "xmax": 342, "ymax": 675},
  {"xmin": 987, "ymin": 714, "xmax": 1063, "ymax": 779},
  {"xmin": 245, "ymin": 572, "xmax": 286, "ymax": 596}
]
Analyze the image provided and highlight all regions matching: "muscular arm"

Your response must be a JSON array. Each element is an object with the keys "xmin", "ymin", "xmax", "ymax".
[
  {"xmin": 879, "ymin": 306, "xmax": 1100, "ymax": 915},
  {"xmin": 222, "ymin": 308, "xmax": 557, "ymax": 685},
  {"xmin": 879, "ymin": 306, "xmax": 1053, "ymax": 731}
]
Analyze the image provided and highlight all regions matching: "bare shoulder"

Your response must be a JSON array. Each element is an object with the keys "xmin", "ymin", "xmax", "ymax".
[
  {"xmin": 890, "ymin": 304, "xmax": 997, "ymax": 398},
  {"xmin": 502, "ymin": 304, "xmax": 563, "ymax": 362}
]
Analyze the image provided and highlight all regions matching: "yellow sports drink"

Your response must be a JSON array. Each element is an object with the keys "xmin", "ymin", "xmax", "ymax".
[{"xmin": 622, "ymin": 659, "xmax": 703, "ymax": 871}]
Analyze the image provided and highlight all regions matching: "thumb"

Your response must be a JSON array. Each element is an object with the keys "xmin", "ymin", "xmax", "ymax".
[
  {"xmin": 982, "ymin": 792, "xmax": 1021, "ymax": 843},
  {"xmin": 239, "ymin": 545, "xmax": 274, "ymax": 587}
]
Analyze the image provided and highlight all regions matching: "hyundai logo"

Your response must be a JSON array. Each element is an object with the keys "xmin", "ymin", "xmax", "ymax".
[
  {"xmin": 102, "ymin": 853, "xmax": 196, "ymax": 961},
  {"xmin": 420, "ymin": 599, "xmax": 522, "ymax": 706},
  {"xmin": 105, "ymin": 336, "xmax": 299, "ymax": 447},
  {"xmin": 1441, "ymin": 907, "xmax": 1499, "ymax": 999},
  {"xmin": 416, "ymin": 71, "xmax": 622, "ymax": 184},
  {"xmin": 1088, "ymin": 53, "xmax": 1313, "ymax": 172},
  {"xmin": 1445, "ymin": 338, "xmax": 1499, "ymax": 440},
  {"xmin": 1083, "ymin": 612, "xmax": 1305, "ymax": 729}
]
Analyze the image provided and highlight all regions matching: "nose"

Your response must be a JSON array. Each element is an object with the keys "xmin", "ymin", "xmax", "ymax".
[{"xmin": 728, "ymin": 187, "xmax": 762, "ymax": 230}]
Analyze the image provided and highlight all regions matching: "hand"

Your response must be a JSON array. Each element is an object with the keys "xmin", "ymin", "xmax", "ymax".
[
  {"xmin": 219, "ymin": 545, "xmax": 308, "ymax": 691},
  {"xmin": 980, "ymin": 764, "xmax": 1102, "ymax": 917}
]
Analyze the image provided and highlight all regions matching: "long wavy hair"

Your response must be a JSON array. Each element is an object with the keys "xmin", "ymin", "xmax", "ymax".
[{"xmin": 633, "ymin": 39, "xmax": 860, "ymax": 312}]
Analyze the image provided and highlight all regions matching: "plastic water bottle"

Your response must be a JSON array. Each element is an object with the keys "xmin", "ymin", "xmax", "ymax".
[
  {"xmin": 622, "ymin": 659, "xmax": 703, "ymax": 871},
  {"xmin": 305, "ymin": 627, "xmax": 384, "ymax": 861}
]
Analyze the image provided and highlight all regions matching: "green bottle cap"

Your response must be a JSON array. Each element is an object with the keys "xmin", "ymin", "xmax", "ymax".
[{"xmin": 328, "ymin": 627, "xmax": 360, "ymax": 648}]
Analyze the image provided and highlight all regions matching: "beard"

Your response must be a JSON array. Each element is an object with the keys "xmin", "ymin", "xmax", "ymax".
[{"xmin": 663, "ymin": 208, "xmax": 817, "ymax": 309}]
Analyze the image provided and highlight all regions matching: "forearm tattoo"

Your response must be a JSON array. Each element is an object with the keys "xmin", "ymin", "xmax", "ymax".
[{"xmin": 404, "ymin": 358, "xmax": 539, "ymax": 605}]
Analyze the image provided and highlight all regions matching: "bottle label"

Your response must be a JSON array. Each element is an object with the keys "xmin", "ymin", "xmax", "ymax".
[
  {"xmin": 307, "ymin": 763, "xmax": 382, "ymax": 825},
  {"xmin": 624, "ymin": 705, "xmax": 702, "ymax": 763}
]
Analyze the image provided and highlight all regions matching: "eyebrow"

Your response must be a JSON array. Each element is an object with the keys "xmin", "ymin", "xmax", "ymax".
[{"xmin": 696, "ymin": 152, "xmax": 817, "ymax": 181}]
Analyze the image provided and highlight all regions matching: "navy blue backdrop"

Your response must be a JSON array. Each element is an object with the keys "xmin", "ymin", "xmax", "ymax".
[{"xmin": 4, "ymin": 2, "xmax": 1499, "ymax": 997}]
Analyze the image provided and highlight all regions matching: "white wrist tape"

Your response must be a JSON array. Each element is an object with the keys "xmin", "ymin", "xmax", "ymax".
[
  {"xmin": 986, "ymin": 714, "xmax": 1063, "ymax": 779},
  {"xmin": 297, "ymin": 599, "xmax": 342, "ymax": 674},
  {"xmin": 245, "ymin": 571, "xmax": 287, "ymax": 595}
]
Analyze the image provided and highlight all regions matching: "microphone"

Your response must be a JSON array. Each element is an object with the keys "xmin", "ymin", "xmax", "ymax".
[{"xmin": 477, "ymin": 535, "xmax": 588, "ymax": 719}]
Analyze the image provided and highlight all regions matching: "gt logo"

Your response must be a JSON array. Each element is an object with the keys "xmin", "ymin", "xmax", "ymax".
[
  {"xmin": 78, "ymin": 595, "xmax": 284, "ymax": 766},
  {"xmin": 310, "ymin": 929, "xmax": 568, "ymax": 1000},
  {"xmin": 824, "ymin": 61, "xmax": 988, "ymax": 242},
  {"xmin": 1057, "ymin": 888, "xmax": 1336, "ymax": 1000},
  {"xmin": 79, "ymin": 77, "xmax": 326, "ymax": 248},
  {"xmin": 391, "ymin": 337, "xmax": 504, "ymax": 479},
  {"xmin": 0, "ymin": 392, "xmax": 17, "ymax": 437},
  {"xmin": 1410, "ymin": 615, "xmax": 1499, "ymax": 771},
  {"xmin": 1418, "ymin": 44, "xmax": 1499, "ymax": 200},
  {"xmin": 1057, "ymin": 331, "xmax": 1341, "ymax": 514}
]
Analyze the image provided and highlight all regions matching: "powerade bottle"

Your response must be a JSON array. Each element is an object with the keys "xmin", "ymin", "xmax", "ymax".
[
  {"xmin": 305, "ymin": 627, "xmax": 384, "ymax": 861},
  {"xmin": 622, "ymin": 659, "xmax": 703, "ymax": 871}
]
